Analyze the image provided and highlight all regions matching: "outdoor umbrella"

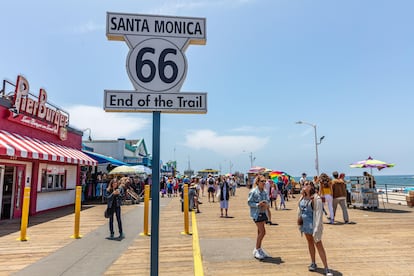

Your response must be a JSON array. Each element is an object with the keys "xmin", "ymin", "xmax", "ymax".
[
  {"xmin": 130, "ymin": 165, "xmax": 152, "ymax": 175},
  {"xmin": 269, "ymin": 171, "xmax": 294, "ymax": 183},
  {"xmin": 350, "ymin": 156, "xmax": 395, "ymax": 172},
  {"xmin": 350, "ymin": 156, "xmax": 395, "ymax": 188},
  {"xmin": 248, "ymin": 166, "xmax": 266, "ymax": 174},
  {"xmin": 108, "ymin": 165, "xmax": 136, "ymax": 175}
]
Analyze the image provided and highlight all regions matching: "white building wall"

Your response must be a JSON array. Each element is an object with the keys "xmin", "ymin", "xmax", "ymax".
[
  {"xmin": 83, "ymin": 140, "xmax": 123, "ymax": 161},
  {"xmin": 36, "ymin": 163, "xmax": 78, "ymax": 212}
]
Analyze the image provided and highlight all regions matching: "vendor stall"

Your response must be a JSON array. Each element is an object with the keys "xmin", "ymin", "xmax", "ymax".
[{"xmin": 349, "ymin": 176, "xmax": 379, "ymax": 209}]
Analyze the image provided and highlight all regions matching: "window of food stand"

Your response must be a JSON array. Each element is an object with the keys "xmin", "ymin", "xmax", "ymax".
[{"xmin": 40, "ymin": 166, "xmax": 67, "ymax": 191}]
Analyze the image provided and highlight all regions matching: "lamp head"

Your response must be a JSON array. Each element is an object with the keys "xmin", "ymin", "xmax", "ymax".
[
  {"xmin": 295, "ymin": 121, "xmax": 303, "ymax": 124},
  {"xmin": 82, "ymin": 128, "xmax": 92, "ymax": 141}
]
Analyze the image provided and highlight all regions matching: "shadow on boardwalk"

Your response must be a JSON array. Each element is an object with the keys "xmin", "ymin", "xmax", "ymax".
[{"xmin": 0, "ymin": 205, "xmax": 93, "ymax": 237}]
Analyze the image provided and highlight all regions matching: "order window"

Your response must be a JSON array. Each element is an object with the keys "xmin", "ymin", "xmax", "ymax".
[{"xmin": 41, "ymin": 169, "xmax": 66, "ymax": 191}]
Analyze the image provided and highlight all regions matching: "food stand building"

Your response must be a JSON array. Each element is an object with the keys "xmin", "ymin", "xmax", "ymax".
[{"xmin": 0, "ymin": 75, "xmax": 96, "ymax": 220}]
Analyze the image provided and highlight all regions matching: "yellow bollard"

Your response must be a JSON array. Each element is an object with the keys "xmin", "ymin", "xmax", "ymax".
[
  {"xmin": 71, "ymin": 186, "xmax": 82, "ymax": 239},
  {"xmin": 181, "ymin": 184, "xmax": 191, "ymax": 235},
  {"xmin": 17, "ymin": 187, "xmax": 31, "ymax": 241},
  {"xmin": 140, "ymin": 184, "xmax": 151, "ymax": 236}
]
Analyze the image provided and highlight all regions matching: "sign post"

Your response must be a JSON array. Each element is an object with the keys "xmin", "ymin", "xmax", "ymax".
[{"xmin": 105, "ymin": 12, "xmax": 206, "ymax": 276}]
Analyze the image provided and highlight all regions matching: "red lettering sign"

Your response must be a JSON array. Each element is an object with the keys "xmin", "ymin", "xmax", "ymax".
[{"xmin": 8, "ymin": 75, "xmax": 70, "ymax": 140}]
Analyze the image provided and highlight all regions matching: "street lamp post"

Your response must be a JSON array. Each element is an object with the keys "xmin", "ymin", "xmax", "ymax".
[
  {"xmin": 249, "ymin": 152, "xmax": 256, "ymax": 168},
  {"xmin": 242, "ymin": 150, "xmax": 256, "ymax": 168},
  {"xmin": 295, "ymin": 121, "xmax": 325, "ymax": 176}
]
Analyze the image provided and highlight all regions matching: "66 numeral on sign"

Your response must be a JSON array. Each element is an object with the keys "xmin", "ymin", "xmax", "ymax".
[
  {"xmin": 137, "ymin": 47, "xmax": 178, "ymax": 84},
  {"xmin": 127, "ymin": 38, "xmax": 187, "ymax": 92}
]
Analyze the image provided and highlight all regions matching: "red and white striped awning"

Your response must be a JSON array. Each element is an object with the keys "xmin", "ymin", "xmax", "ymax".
[{"xmin": 0, "ymin": 130, "xmax": 97, "ymax": 166}]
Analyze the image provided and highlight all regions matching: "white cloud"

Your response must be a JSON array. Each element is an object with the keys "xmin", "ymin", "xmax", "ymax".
[
  {"xmin": 65, "ymin": 105, "xmax": 150, "ymax": 139},
  {"xmin": 231, "ymin": 125, "xmax": 275, "ymax": 132},
  {"xmin": 183, "ymin": 129, "xmax": 269, "ymax": 156},
  {"xmin": 153, "ymin": 0, "xmax": 255, "ymax": 14},
  {"xmin": 73, "ymin": 20, "xmax": 104, "ymax": 34}
]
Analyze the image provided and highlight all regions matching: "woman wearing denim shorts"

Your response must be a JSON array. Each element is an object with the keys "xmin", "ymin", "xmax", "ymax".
[
  {"xmin": 248, "ymin": 175, "xmax": 270, "ymax": 260},
  {"xmin": 298, "ymin": 181, "xmax": 333, "ymax": 276}
]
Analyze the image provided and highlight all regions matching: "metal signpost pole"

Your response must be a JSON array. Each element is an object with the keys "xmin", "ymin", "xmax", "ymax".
[{"xmin": 151, "ymin": 111, "xmax": 161, "ymax": 276}]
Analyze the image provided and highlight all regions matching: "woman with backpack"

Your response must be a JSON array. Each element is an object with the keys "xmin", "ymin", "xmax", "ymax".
[{"xmin": 207, "ymin": 174, "xmax": 216, "ymax": 203}]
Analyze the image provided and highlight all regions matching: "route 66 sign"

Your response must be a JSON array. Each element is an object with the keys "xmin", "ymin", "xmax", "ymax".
[
  {"xmin": 106, "ymin": 12, "xmax": 206, "ymax": 93},
  {"xmin": 126, "ymin": 38, "xmax": 186, "ymax": 93}
]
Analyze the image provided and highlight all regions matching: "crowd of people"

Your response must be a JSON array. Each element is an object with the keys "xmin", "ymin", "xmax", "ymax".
[
  {"xmin": 81, "ymin": 171, "xmax": 149, "ymax": 203},
  {"xmin": 248, "ymin": 171, "xmax": 354, "ymax": 276},
  {"xmin": 174, "ymin": 174, "xmax": 242, "ymax": 216},
  {"xmin": 100, "ymin": 169, "xmax": 366, "ymax": 275}
]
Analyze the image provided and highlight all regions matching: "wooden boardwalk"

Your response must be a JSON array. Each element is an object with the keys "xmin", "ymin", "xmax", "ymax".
[{"xmin": 1, "ymin": 187, "xmax": 414, "ymax": 276}]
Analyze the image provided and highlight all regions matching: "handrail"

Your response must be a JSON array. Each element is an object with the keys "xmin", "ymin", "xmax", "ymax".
[
  {"xmin": 378, "ymin": 184, "xmax": 413, "ymax": 205},
  {"xmin": 1, "ymin": 79, "xmax": 15, "ymax": 96}
]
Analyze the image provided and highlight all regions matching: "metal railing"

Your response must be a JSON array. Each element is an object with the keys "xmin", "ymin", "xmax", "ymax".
[{"xmin": 377, "ymin": 184, "xmax": 414, "ymax": 205}]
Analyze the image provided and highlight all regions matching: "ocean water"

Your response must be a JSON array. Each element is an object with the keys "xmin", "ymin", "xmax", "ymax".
[{"xmin": 347, "ymin": 174, "xmax": 414, "ymax": 192}]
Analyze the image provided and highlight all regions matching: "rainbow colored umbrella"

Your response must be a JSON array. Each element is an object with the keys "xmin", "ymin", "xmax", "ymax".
[{"xmin": 269, "ymin": 171, "xmax": 293, "ymax": 182}]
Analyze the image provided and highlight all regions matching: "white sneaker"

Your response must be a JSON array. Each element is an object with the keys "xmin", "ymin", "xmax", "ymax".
[
  {"xmin": 258, "ymin": 248, "xmax": 270, "ymax": 258},
  {"xmin": 253, "ymin": 249, "xmax": 264, "ymax": 260},
  {"xmin": 325, "ymin": 268, "xmax": 333, "ymax": 276}
]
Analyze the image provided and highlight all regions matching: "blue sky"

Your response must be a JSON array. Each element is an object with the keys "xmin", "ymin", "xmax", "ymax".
[{"xmin": 1, "ymin": 0, "xmax": 413, "ymax": 177}]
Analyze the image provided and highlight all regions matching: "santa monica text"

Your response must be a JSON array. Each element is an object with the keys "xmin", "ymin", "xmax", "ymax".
[{"xmin": 107, "ymin": 13, "xmax": 206, "ymax": 39}]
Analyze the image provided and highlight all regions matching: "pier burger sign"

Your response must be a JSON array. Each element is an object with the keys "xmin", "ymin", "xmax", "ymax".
[
  {"xmin": 8, "ymin": 75, "xmax": 69, "ymax": 140},
  {"xmin": 104, "ymin": 12, "xmax": 207, "ymax": 113}
]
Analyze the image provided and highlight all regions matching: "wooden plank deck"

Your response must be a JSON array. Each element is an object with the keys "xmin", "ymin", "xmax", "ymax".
[{"xmin": 1, "ymin": 187, "xmax": 414, "ymax": 276}]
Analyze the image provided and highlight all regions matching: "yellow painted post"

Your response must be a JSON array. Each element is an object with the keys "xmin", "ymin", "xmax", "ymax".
[
  {"xmin": 181, "ymin": 184, "xmax": 191, "ymax": 235},
  {"xmin": 71, "ymin": 186, "xmax": 82, "ymax": 239},
  {"xmin": 191, "ymin": 211, "xmax": 204, "ymax": 275},
  {"xmin": 17, "ymin": 187, "xmax": 31, "ymax": 241},
  {"xmin": 140, "ymin": 184, "xmax": 150, "ymax": 236}
]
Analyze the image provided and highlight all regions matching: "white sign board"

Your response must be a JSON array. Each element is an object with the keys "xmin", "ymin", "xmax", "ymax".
[
  {"xmin": 106, "ymin": 12, "xmax": 206, "ymax": 95},
  {"xmin": 106, "ymin": 13, "xmax": 206, "ymax": 41},
  {"xmin": 104, "ymin": 90, "xmax": 207, "ymax": 113}
]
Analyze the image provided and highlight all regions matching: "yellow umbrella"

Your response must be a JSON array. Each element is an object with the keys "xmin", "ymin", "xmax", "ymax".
[{"xmin": 108, "ymin": 165, "xmax": 136, "ymax": 175}]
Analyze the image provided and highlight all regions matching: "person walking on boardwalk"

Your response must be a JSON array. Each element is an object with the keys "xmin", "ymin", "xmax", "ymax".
[
  {"xmin": 189, "ymin": 182, "xmax": 201, "ymax": 213},
  {"xmin": 106, "ymin": 178, "xmax": 125, "ymax": 240},
  {"xmin": 298, "ymin": 181, "xmax": 333, "ymax": 276},
  {"xmin": 276, "ymin": 176, "xmax": 286, "ymax": 210},
  {"xmin": 219, "ymin": 175, "xmax": 230, "ymax": 217},
  {"xmin": 270, "ymin": 180, "xmax": 278, "ymax": 210},
  {"xmin": 319, "ymin": 173, "xmax": 334, "ymax": 224},
  {"xmin": 248, "ymin": 175, "xmax": 271, "ymax": 260},
  {"xmin": 207, "ymin": 174, "xmax": 216, "ymax": 203},
  {"xmin": 332, "ymin": 171, "xmax": 349, "ymax": 223},
  {"xmin": 300, "ymin": 172, "xmax": 307, "ymax": 188}
]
